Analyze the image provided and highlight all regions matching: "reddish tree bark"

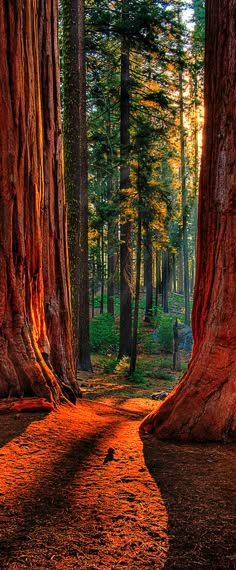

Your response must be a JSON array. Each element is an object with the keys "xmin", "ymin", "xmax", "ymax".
[
  {"xmin": 0, "ymin": 0, "xmax": 79, "ymax": 404},
  {"xmin": 140, "ymin": 0, "xmax": 236, "ymax": 442}
]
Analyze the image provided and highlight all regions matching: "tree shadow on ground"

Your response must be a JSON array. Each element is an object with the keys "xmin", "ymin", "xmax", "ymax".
[
  {"xmin": 141, "ymin": 433, "xmax": 236, "ymax": 570},
  {"xmin": 0, "ymin": 411, "xmax": 49, "ymax": 448},
  {"xmin": 0, "ymin": 420, "xmax": 119, "ymax": 568}
]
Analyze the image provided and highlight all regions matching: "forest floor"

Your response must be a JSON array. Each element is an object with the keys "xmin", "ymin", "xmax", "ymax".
[{"xmin": 0, "ymin": 362, "xmax": 236, "ymax": 570}]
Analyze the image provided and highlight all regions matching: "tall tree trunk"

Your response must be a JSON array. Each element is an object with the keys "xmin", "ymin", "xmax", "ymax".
[
  {"xmin": 119, "ymin": 0, "xmax": 132, "ymax": 358},
  {"xmin": 77, "ymin": 0, "xmax": 92, "ymax": 370},
  {"xmin": 0, "ymin": 0, "xmax": 78, "ymax": 403},
  {"xmin": 91, "ymin": 250, "xmax": 95, "ymax": 318},
  {"xmin": 172, "ymin": 253, "xmax": 177, "ymax": 293},
  {"xmin": 107, "ymin": 223, "xmax": 115, "ymax": 316},
  {"xmin": 155, "ymin": 250, "xmax": 161, "ymax": 311},
  {"xmin": 179, "ymin": 62, "xmax": 190, "ymax": 326},
  {"xmin": 107, "ymin": 123, "xmax": 115, "ymax": 317},
  {"xmin": 62, "ymin": 0, "xmax": 80, "ymax": 357},
  {"xmin": 162, "ymin": 252, "xmax": 169, "ymax": 314},
  {"xmin": 178, "ymin": 243, "xmax": 184, "ymax": 295},
  {"xmin": 144, "ymin": 225, "xmax": 153, "ymax": 322},
  {"xmin": 140, "ymin": 0, "xmax": 236, "ymax": 442},
  {"xmin": 129, "ymin": 204, "xmax": 142, "ymax": 376},
  {"xmin": 100, "ymin": 226, "xmax": 104, "ymax": 314}
]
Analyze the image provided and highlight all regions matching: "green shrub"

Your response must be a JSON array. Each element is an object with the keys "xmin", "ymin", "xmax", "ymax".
[
  {"xmin": 158, "ymin": 315, "xmax": 173, "ymax": 351},
  {"xmin": 89, "ymin": 313, "xmax": 119, "ymax": 353},
  {"xmin": 129, "ymin": 369, "xmax": 146, "ymax": 384},
  {"xmin": 101, "ymin": 356, "xmax": 118, "ymax": 374},
  {"xmin": 142, "ymin": 334, "xmax": 157, "ymax": 354},
  {"xmin": 115, "ymin": 357, "xmax": 146, "ymax": 384},
  {"xmin": 158, "ymin": 357, "xmax": 173, "ymax": 368},
  {"xmin": 153, "ymin": 370, "xmax": 175, "ymax": 381}
]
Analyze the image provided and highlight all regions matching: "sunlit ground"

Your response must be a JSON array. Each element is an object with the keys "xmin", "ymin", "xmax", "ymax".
[{"xmin": 0, "ymin": 395, "xmax": 235, "ymax": 569}]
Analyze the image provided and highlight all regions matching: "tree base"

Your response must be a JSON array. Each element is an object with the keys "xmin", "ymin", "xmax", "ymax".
[{"xmin": 140, "ymin": 343, "xmax": 236, "ymax": 442}]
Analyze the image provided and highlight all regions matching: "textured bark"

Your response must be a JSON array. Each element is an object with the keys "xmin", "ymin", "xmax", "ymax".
[
  {"xmin": 140, "ymin": 0, "xmax": 236, "ymax": 442},
  {"xmin": 0, "ymin": 1, "xmax": 78, "ymax": 403}
]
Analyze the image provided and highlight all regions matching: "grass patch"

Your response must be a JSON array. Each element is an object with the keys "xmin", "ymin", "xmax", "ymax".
[{"xmin": 158, "ymin": 357, "xmax": 173, "ymax": 368}]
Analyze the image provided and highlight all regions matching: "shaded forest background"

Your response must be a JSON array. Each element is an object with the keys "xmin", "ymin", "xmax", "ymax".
[{"xmin": 61, "ymin": 0, "xmax": 205, "ymax": 376}]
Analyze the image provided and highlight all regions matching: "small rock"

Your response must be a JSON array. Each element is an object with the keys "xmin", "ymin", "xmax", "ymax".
[{"xmin": 151, "ymin": 391, "xmax": 168, "ymax": 401}]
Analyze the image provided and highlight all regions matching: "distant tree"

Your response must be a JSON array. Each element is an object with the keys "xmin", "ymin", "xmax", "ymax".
[
  {"xmin": 0, "ymin": 1, "xmax": 79, "ymax": 404},
  {"xmin": 119, "ymin": 0, "xmax": 132, "ymax": 358},
  {"xmin": 62, "ymin": 0, "xmax": 92, "ymax": 371},
  {"xmin": 77, "ymin": 0, "xmax": 93, "ymax": 370},
  {"xmin": 141, "ymin": 0, "xmax": 236, "ymax": 442},
  {"xmin": 62, "ymin": 0, "xmax": 80, "ymax": 354}
]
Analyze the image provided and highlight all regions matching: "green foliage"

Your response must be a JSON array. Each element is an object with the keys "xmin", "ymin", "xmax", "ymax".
[
  {"xmin": 153, "ymin": 370, "xmax": 175, "ymax": 382},
  {"xmin": 101, "ymin": 356, "xmax": 118, "ymax": 374},
  {"xmin": 142, "ymin": 334, "xmax": 158, "ymax": 354},
  {"xmin": 158, "ymin": 314, "xmax": 173, "ymax": 352},
  {"xmin": 158, "ymin": 357, "xmax": 173, "ymax": 369},
  {"xmin": 128, "ymin": 369, "xmax": 146, "ymax": 384},
  {"xmin": 133, "ymin": 357, "xmax": 175, "ymax": 381},
  {"xmin": 89, "ymin": 313, "xmax": 118, "ymax": 353},
  {"xmin": 115, "ymin": 357, "xmax": 146, "ymax": 384}
]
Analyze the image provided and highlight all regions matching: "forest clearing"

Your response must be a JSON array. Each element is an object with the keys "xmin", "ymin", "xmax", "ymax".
[{"xmin": 0, "ymin": 380, "xmax": 235, "ymax": 570}]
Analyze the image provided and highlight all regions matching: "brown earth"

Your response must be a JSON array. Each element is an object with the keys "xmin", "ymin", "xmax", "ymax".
[{"xmin": 0, "ymin": 366, "xmax": 235, "ymax": 570}]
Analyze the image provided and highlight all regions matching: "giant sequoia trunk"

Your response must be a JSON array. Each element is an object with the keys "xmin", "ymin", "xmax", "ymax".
[
  {"xmin": 140, "ymin": 0, "xmax": 236, "ymax": 442},
  {"xmin": 0, "ymin": 1, "xmax": 78, "ymax": 404}
]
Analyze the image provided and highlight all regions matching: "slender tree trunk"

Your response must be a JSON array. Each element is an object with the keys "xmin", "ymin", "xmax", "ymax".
[
  {"xmin": 77, "ymin": 0, "xmax": 92, "ymax": 370},
  {"xmin": 106, "ymin": 109, "xmax": 115, "ymax": 317},
  {"xmin": 155, "ymin": 250, "xmax": 160, "ymax": 311},
  {"xmin": 162, "ymin": 252, "xmax": 169, "ymax": 314},
  {"xmin": 107, "ymin": 226, "xmax": 115, "ymax": 316},
  {"xmin": 144, "ymin": 225, "xmax": 153, "ymax": 322},
  {"xmin": 119, "ymin": 0, "xmax": 132, "ymax": 358},
  {"xmin": 179, "ymin": 63, "xmax": 190, "ymax": 326},
  {"xmin": 172, "ymin": 253, "xmax": 177, "ymax": 293},
  {"xmin": 141, "ymin": 0, "xmax": 236, "ymax": 441},
  {"xmin": 193, "ymin": 56, "xmax": 200, "ymax": 283},
  {"xmin": 0, "ymin": 0, "xmax": 78, "ymax": 403},
  {"xmin": 129, "ymin": 171, "xmax": 142, "ymax": 376},
  {"xmin": 91, "ymin": 251, "xmax": 95, "ymax": 318},
  {"xmin": 62, "ymin": 0, "xmax": 80, "ymax": 357},
  {"xmin": 178, "ymin": 244, "xmax": 184, "ymax": 295},
  {"xmin": 100, "ymin": 226, "xmax": 104, "ymax": 314}
]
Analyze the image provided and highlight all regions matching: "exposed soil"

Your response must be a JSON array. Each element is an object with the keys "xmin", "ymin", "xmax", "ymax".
[{"xmin": 0, "ymin": 368, "xmax": 235, "ymax": 570}]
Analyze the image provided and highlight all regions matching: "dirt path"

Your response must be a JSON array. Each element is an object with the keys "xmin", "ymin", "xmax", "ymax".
[{"xmin": 0, "ymin": 398, "xmax": 235, "ymax": 570}]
